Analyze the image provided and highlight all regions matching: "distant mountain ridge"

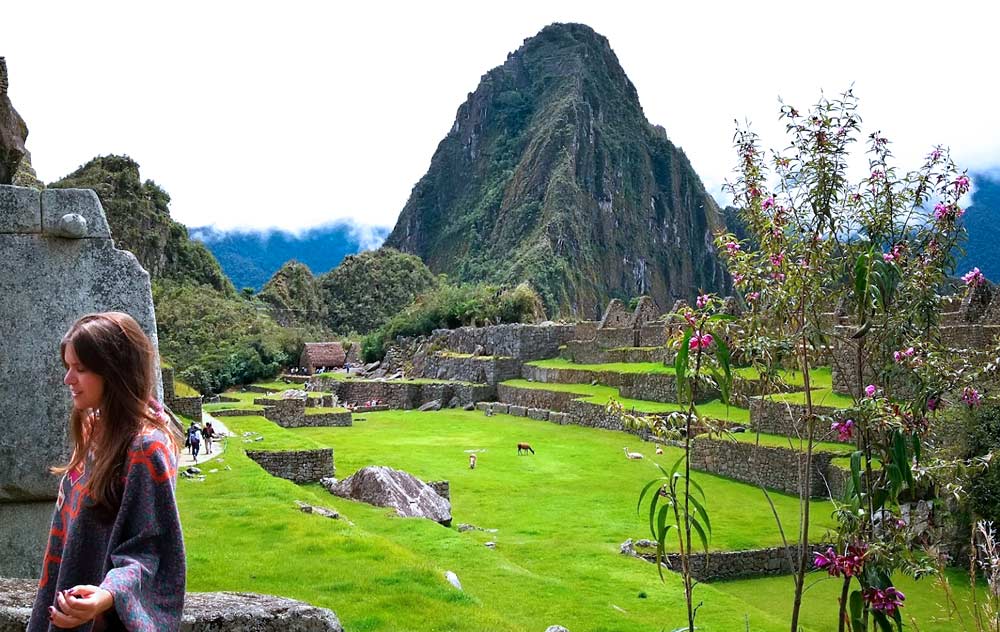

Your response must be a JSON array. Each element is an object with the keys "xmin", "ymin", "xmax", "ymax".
[
  {"xmin": 957, "ymin": 173, "xmax": 1000, "ymax": 280},
  {"xmin": 192, "ymin": 223, "xmax": 390, "ymax": 291},
  {"xmin": 385, "ymin": 22, "xmax": 730, "ymax": 316}
]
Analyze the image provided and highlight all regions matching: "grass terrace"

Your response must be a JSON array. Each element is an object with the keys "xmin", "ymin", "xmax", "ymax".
[
  {"xmin": 305, "ymin": 406, "xmax": 351, "ymax": 415},
  {"xmin": 177, "ymin": 407, "xmax": 975, "ymax": 631},
  {"xmin": 173, "ymin": 380, "xmax": 201, "ymax": 397},
  {"xmin": 698, "ymin": 430, "xmax": 854, "ymax": 455}
]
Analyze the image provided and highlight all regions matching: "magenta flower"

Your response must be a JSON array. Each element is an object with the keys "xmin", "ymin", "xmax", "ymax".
[
  {"xmin": 864, "ymin": 587, "xmax": 906, "ymax": 615},
  {"xmin": 813, "ymin": 547, "xmax": 837, "ymax": 572},
  {"xmin": 746, "ymin": 291, "xmax": 760, "ymax": 302},
  {"xmin": 832, "ymin": 419, "xmax": 855, "ymax": 441},
  {"xmin": 865, "ymin": 384, "xmax": 878, "ymax": 398},
  {"xmin": 929, "ymin": 148, "xmax": 943, "ymax": 161},
  {"xmin": 871, "ymin": 169, "xmax": 885, "ymax": 180},
  {"xmin": 725, "ymin": 241, "xmax": 741, "ymax": 254},
  {"xmin": 733, "ymin": 273, "xmax": 745, "ymax": 285},
  {"xmin": 770, "ymin": 252, "xmax": 785, "ymax": 267},
  {"xmin": 684, "ymin": 311, "xmax": 697, "ymax": 328},
  {"xmin": 696, "ymin": 294, "xmax": 709, "ymax": 309},
  {"xmin": 954, "ymin": 175, "xmax": 971, "ymax": 194},
  {"xmin": 688, "ymin": 331, "xmax": 714, "ymax": 350},
  {"xmin": 927, "ymin": 396, "xmax": 944, "ymax": 412},
  {"xmin": 962, "ymin": 387, "xmax": 982, "ymax": 408},
  {"xmin": 962, "ymin": 267, "xmax": 985, "ymax": 287},
  {"xmin": 893, "ymin": 347, "xmax": 915, "ymax": 363},
  {"xmin": 762, "ymin": 196, "xmax": 775, "ymax": 211},
  {"xmin": 814, "ymin": 544, "xmax": 867, "ymax": 578}
]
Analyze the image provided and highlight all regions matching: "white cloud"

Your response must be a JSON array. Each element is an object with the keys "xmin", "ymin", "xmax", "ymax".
[{"xmin": 4, "ymin": 0, "xmax": 999, "ymax": 231}]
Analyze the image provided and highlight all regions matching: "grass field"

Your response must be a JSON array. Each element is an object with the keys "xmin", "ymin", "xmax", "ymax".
[{"xmin": 178, "ymin": 407, "xmax": 976, "ymax": 631}]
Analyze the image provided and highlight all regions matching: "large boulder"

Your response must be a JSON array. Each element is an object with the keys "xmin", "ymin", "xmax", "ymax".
[
  {"xmin": 0, "ymin": 58, "xmax": 28, "ymax": 185},
  {"xmin": 0, "ymin": 577, "xmax": 344, "ymax": 631},
  {"xmin": 322, "ymin": 466, "xmax": 451, "ymax": 525}
]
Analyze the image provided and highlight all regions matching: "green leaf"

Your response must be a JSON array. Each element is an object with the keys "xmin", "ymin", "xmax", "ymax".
[
  {"xmin": 892, "ymin": 430, "xmax": 914, "ymax": 490},
  {"xmin": 912, "ymin": 432, "xmax": 922, "ymax": 464},
  {"xmin": 648, "ymin": 485, "xmax": 663, "ymax": 540},
  {"xmin": 669, "ymin": 454, "xmax": 686, "ymax": 479},
  {"xmin": 707, "ymin": 313, "xmax": 737, "ymax": 322},
  {"xmin": 689, "ymin": 516, "xmax": 710, "ymax": 554},
  {"xmin": 850, "ymin": 450, "xmax": 863, "ymax": 500},
  {"xmin": 682, "ymin": 474, "xmax": 707, "ymax": 502},
  {"xmin": 675, "ymin": 328, "xmax": 692, "ymax": 386},
  {"xmin": 872, "ymin": 611, "xmax": 894, "ymax": 632},
  {"xmin": 688, "ymin": 493, "xmax": 713, "ymax": 537},
  {"xmin": 849, "ymin": 590, "xmax": 865, "ymax": 632},
  {"xmin": 854, "ymin": 249, "xmax": 872, "ymax": 311},
  {"xmin": 637, "ymin": 477, "xmax": 664, "ymax": 515}
]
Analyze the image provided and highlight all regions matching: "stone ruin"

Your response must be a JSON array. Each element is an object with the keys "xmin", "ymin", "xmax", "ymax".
[{"xmin": 0, "ymin": 185, "xmax": 161, "ymax": 578}]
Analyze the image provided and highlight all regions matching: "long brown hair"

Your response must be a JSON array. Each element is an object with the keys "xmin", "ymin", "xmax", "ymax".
[{"xmin": 54, "ymin": 312, "xmax": 181, "ymax": 512}]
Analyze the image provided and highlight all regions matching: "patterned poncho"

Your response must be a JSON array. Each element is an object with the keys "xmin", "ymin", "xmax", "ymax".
[{"xmin": 28, "ymin": 427, "xmax": 186, "ymax": 631}]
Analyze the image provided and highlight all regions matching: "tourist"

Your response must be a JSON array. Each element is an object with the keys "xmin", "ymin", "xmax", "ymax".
[
  {"xmin": 203, "ymin": 421, "xmax": 215, "ymax": 454},
  {"xmin": 188, "ymin": 422, "xmax": 202, "ymax": 462},
  {"xmin": 28, "ymin": 311, "xmax": 185, "ymax": 631}
]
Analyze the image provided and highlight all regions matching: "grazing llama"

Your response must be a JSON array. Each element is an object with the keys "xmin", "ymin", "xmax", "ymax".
[
  {"xmin": 517, "ymin": 442, "xmax": 535, "ymax": 455},
  {"xmin": 624, "ymin": 447, "xmax": 644, "ymax": 460},
  {"xmin": 655, "ymin": 444, "xmax": 664, "ymax": 455},
  {"xmin": 469, "ymin": 453, "xmax": 477, "ymax": 469}
]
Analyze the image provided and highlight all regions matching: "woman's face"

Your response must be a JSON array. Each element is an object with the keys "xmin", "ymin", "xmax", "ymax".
[{"xmin": 63, "ymin": 342, "xmax": 105, "ymax": 411}]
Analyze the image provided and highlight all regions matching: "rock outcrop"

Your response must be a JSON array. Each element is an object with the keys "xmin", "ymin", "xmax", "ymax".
[
  {"xmin": 0, "ymin": 58, "xmax": 28, "ymax": 185},
  {"xmin": 322, "ymin": 466, "xmax": 452, "ymax": 525},
  {"xmin": 0, "ymin": 577, "xmax": 344, "ymax": 631}
]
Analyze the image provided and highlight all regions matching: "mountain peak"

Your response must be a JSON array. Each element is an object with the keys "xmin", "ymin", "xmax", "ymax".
[{"xmin": 386, "ymin": 25, "xmax": 728, "ymax": 316}]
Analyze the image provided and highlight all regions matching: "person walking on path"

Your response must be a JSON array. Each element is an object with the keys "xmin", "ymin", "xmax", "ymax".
[
  {"xmin": 202, "ymin": 421, "xmax": 215, "ymax": 454},
  {"xmin": 187, "ymin": 422, "xmax": 202, "ymax": 463}
]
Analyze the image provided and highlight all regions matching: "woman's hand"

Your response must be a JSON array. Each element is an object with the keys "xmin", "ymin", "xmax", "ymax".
[{"xmin": 49, "ymin": 585, "xmax": 114, "ymax": 628}]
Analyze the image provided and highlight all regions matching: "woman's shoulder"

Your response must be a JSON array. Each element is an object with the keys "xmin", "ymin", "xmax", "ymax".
[{"xmin": 130, "ymin": 425, "xmax": 178, "ymax": 462}]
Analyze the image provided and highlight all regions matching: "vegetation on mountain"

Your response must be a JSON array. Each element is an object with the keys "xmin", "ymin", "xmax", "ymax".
[
  {"xmin": 386, "ymin": 22, "xmax": 730, "ymax": 316},
  {"xmin": 258, "ymin": 260, "xmax": 328, "ymax": 327},
  {"xmin": 319, "ymin": 247, "xmax": 438, "ymax": 335},
  {"xmin": 50, "ymin": 155, "xmax": 234, "ymax": 294},
  {"xmin": 956, "ymin": 172, "xmax": 1000, "ymax": 280},
  {"xmin": 361, "ymin": 282, "xmax": 545, "ymax": 361},
  {"xmin": 152, "ymin": 281, "xmax": 325, "ymax": 394}
]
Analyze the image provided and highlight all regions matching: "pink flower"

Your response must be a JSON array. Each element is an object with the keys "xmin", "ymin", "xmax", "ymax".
[
  {"xmin": 770, "ymin": 253, "xmax": 785, "ymax": 267},
  {"xmin": 684, "ymin": 311, "xmax": 697, "ymax": 328},
  {"xmin": 813, "ymin": 547, "xmax": 837, "ymax": 572},
  {"xmin": 798, "ymin": 258, "xmax": 809, "ymax": 269},
  {"xmin": 814, "ymin": 544, "xmax": 867, "ymax": 578},
  {"xmin": 962, "ymin": 267, "xmax": 985, "ymax": 287},
  {"xmin": 927, "ymin": 396, "xmax": 944, "ymax": 412},
  {"xmin": 928, "ymin": 148, "xmax": 943, "ymax": 161},
  {"xmin": 934, "ymin": 202, "xmax": 965, "ymax": 222},
  {"xmin": 696, "ymin": 294, "xmax": 709, "ymax": 309},
  {"xmin": 771, "ymin": 272, "xmax": 786, "ymax": 282},
  {"xmin": 733, "ymin": 273, "xmax": 745, "ymax": 285},
  {"xmin": 893, "ymin": 347, "xmax": 915, "ymax": 363},
  {"xmin": 689, "ymin": 331, "xmax": 714, "ymax": 350},
  {"xmin": 871, "ymin": 169, "xmax": 885, "ymax": 180},
  {"xmin": 954, "ymin": 175, "xmax": 971, "ymax": 194},
  {"xmin": 864, "ymin": 587, "xmax": 906, "ymax": 615},
  {"xmin": 865, "ymin": 384, "xmax": 878, "ymax": 398},
  {"xmin": 725, "ymin": 241, "xmax": 741, "ymax": 254},
  {"xmin": 762, "ymin": 196, "xmax": 775, "ymax": 211},
  {"xmin": 963, "ymin": 387, "xmax": 982, "ymax": 408},
  {"xmin": 831, "ymin": 419, "xmax": 855, "ymax": 441},
  {"xmin": 746, "ymin": 291, "xmax": 760, "ymax": 302}
]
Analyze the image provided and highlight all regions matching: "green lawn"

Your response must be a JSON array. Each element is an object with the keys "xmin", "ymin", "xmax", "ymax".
[
  {"xmin": 178, "ymin": 408, "xmax": 975, "ymax": 631},
  {"xmin": 767, "ymin": 387, "xmax": 856, "ymax": 410},
  {"xmin": 526, "ymin": 358, "xmax": 676, "ymax": 374},
  {"xmin": 173, "ymin": 380, "xmax": 200, "ymax": 397}
]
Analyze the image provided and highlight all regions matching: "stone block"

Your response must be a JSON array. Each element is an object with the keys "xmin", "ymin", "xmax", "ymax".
[
  {"xmin": 527, "ymin": 407, "xmax": 550, "ymax": 421},
  {"xmin": 0, "ymin": 502, "xmax": 53, "ymax": 578},
  {"xmin": 493, "ymin": 403, "xmax": 509, "ymax": 415},
  {"xmin": 40, "ymin": 188, "xmax": 111, "ymax": 238},
  {"xmin": 475, "ymin": 402, "xmax": 490, "ymax": 411},
  {"xmin": 508, "ymin": 405, "xmax": 526, "ymax": 417},
  {"xmin": 0, "ymin": 185, "xmax": 39, "ymax": 233}
]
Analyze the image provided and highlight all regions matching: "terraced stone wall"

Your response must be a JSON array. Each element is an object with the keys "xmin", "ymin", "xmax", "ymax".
[
  {"xmin": 246, "ymin": 448, "xmax": 334, "ymax": 483},
  {"xmin": 261, "ymin": 399, "xmax": 352, "ymax": 428},
  {"xmin": 521, "ymin": 365, "xmax": 716, "ymax": 404},
  {"xmin": 658, "ymin": 544, "xmax": 827, "ymax": 581},
  {"xmin": 594, "ymin": 327, "xmax": 635, "ymax": 349},
  {"xmin": 688, "ymin": 436, "xmax": 836, "ymax": 497},
  {"xmin": 161, "ymin": 366, "xmax": 203, "ymax": 421},
  {"xmin": 749, "ymin": 399, "xmax": 850, "ymax": 443},
  {"xmin": 638, "ymin": 324, "xmax": 667, "ymax": 347},
  {"xmin": 574, "ymin": 320, "xmax": 599, "ymax": 341},
  {"xmin": 561, "ymin": 341, "xmax": 672, "ymax": 364},
  {"xmin": 330, "ymin": 380, "xmax": 494, "ymax": 409},
  {"xmin": 496, "ymin": 384, "xmax": 579, "ymax": 411},
  {"xmin": 414, "ymin": 353, "xmax": 521, "ymax": 384},
  {"xmin": 429, "ymin": 323, "xmax": 577, "ymax": 360}
]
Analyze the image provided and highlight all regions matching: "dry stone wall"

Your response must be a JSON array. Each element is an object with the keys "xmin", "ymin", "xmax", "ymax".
[
  {"xmin": 314, "ymin": 378, "xmax": 495, "ymax": 410},
  {"xmin": 262, "ymin": 399, "xmax": 352, "ymax": 428},
  {"xmin": 627, "ymin": 541, "xmax": 829, "ymax": 582},
  {"xmin": 748, "ymin": 399, "xmax": 851, "ymax": 443},
  {"xmin": 414, "ymin": 353, "xmax": 521, "ymax": 384},
  {"xmin": 246, "ymin": 449, "xmax": 334, "ymax": 484},
  {"xmin": 688, "ymin": 436, "xmax": 836, "ymax": 498},
  {"xmin": 599, "ymin": 299, "xmax": 631, "ymax": 328},
  {"xmin": 594, "ymin": 327, "xmax": 636, "ymax": 349},
  {"xmin": 638, "ymin": 323, "xmax": 667, "ymax": 347},
  {"xmin": 562, "ymin": 342, "xmax": 671, "ymax": 364},
  {"xmin": 0, "ymin": 184, "xmax": 160, "ymax": 577},
  {"xmin": 428, "ymin": 323, "xmax": 577, "ymax": 360}
]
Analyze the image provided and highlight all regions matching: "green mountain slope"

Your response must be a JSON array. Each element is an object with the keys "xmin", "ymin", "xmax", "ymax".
[
  {"xmin": 50, "ymin": 155, "xmax": 234, "ymax": 294},
  {"xmin": 385, "ymin": 23, "xmax": 730, "ymax": 317}
]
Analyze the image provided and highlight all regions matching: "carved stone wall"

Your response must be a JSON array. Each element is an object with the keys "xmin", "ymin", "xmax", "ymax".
[
  {"xmin": 599, "ymin": 299, "xmax": 630, "ymax": 328},
  {"xmin": 0, "ymin": 185, "xmax": 160, "ymax": 577},
  {"xmin": 748, "ymin": 399, "xmax": 851, "ymax": 443},
  {"xmin": 315, "ymin": 378, "xmax": 495, "ymax": 410},
  {"xmin": 688, "ymin": 437, "xmax": 836, "ymax": 498},
  {"xmin": 427, "ymin": 323, "xmax": 577, "ymax": 361},
  {"xmin": 246, "ymin": 449, "xmax": 335, "ymax": 483},
  {"xmin": 413, "ymin": 353, "xmax": 521, "ymax": 384}
]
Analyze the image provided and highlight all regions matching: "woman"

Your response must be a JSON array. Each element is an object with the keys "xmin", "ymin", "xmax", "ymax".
[{"xmin": 28, "ymin": 312, "xmax": 186, "ymax": 631}]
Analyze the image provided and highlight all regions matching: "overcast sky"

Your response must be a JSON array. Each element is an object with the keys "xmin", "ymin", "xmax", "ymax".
[{"xmin": 5, "ymin": 0, "xmax": 998, "ymax": 234}]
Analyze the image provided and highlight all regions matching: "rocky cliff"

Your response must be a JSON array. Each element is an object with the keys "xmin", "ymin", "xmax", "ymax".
[
  {"xmin": 385, "ymin": 23, "xmax": 730, "ymax": 316},
  {"xmin": 0, "ymin": 57, "xmax": 28, "ymax": 185},
  {"xmin": 50, "ymin": 155, "xmax": 234, "ymax": 293}
]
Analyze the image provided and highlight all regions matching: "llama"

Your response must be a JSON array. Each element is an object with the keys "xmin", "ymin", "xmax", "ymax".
[
  {"xmin": 655, "ymin": 444, "xmax": 664, "ymax": 455},
  {"xmin": 517, "ymin": 442, "xmax": 535, "ymax": 455},
  {"xmin": 469, "ymin": 453, "xmax": 477, "ymax": 469},
  {"xmin": 624, "ymin": 447, "xmax": 644, "ymax": 460}
]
